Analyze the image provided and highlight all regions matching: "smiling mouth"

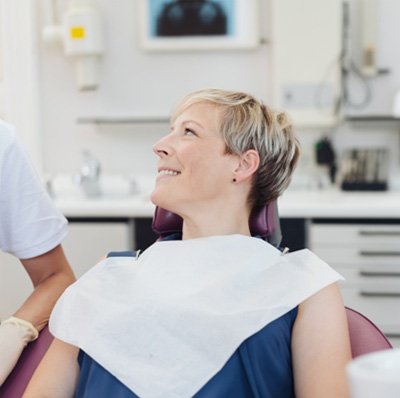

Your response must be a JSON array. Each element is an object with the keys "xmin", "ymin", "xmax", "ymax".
[{"xmin": 158, "ymin": 169, "xmax": 181, "ymax": 176}]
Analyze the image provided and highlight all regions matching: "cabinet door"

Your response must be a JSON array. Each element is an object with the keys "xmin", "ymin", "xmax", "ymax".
[
  {"xmin": 63, "ymin": 221, "xmax": 133, "ymax": 278},
  {"xmin": 0, "ymin": 221, "xmax": 133, "ymax": 319},
  {"xmin": 310, "ymin": 222, "xmax": 400, "ymax": 347},
  {"xmin": 0, "ymin": 252, "xmax": 33, "ymax": 320}
]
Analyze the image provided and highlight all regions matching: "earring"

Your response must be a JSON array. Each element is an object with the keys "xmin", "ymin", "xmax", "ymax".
[{"xmin": 232, "ymin": 178, "xmax": 237, "ymax": 183}]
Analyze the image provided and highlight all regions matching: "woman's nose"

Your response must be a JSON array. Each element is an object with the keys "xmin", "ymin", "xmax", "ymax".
[{"xmin": 153, "ymin": 134, "xmax": 173, "ymax": 158}]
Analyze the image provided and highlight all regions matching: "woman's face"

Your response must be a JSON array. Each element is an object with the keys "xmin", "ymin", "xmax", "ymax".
[{"xmin": 151, "ymin": 102, "xmax": 238, "ymax": 215}]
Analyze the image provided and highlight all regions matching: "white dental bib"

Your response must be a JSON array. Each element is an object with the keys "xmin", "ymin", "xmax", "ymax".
[{"xmin": 50, "ymin": 235, "xmax": 343, "ymax": 398}]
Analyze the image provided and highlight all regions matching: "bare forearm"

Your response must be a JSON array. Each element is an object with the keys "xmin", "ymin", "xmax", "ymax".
[
  {"xmin": 14, "ymin": 271, "xmax": 75, "ymax": 331},
  {"xmin": 17, "ymin": 245, "xmax": 75, "ymax": 331}
]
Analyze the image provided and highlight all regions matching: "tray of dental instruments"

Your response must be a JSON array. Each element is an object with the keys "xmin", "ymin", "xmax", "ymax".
[{"xmin": 339, "ymin": 148, "xmax": 388, "ymax": 191}]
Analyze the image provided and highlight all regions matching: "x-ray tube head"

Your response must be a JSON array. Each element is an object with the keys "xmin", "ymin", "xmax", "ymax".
[{"xmin": 63, "ymin": 0, "xmax": 104, "ymax": 90}]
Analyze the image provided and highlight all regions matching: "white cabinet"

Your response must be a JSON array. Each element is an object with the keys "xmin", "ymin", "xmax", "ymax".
[
  {"xmin": 62, "ymin": 220, "xmax": 133, "ymax": 278},
  {"xmin": 270, "ymin": 0, "xmax": 342, "ymax": 127},
  {"xmin": 0, "ymin": 220, "xmax": 133, "ymax": 319},
  {"xmin": 0, "ymin": 252, "xmax": 32, "ymax": 320},
  {"xmin": 310, "ymin": 222, "xmax": 400, "ymax": 347}
]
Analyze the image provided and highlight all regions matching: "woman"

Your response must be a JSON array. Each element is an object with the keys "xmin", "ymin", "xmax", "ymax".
[
  {"xmin": 0, "ymin": 120, "xmax": 75, "ymax": 386},
  {"xmin": 24, "ymin": 89, "xmax": 351, "ymax": 397}
]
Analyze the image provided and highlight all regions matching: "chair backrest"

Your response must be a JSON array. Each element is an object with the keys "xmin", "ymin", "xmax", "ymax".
[
  {"xmin": 345, "ymin": 307, "xmax": 392, "ymax": 358},
  {"xmin": 0, "ymin": 326, "xmax": 54, "ymax": 398},
  {"xmin": 152, "ymin": 201, "xmax": 282, "ymax": 246}
]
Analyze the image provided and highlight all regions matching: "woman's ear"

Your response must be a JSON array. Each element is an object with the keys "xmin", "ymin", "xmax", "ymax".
[{"xmin": 233, "ymin": 150, "xmax": 260, "ymax": 182}]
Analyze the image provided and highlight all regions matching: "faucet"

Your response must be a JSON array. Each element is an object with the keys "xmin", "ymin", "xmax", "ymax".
[{"xmin": 75, "ymin": 150, "xmax": 102, "ymax": 197}]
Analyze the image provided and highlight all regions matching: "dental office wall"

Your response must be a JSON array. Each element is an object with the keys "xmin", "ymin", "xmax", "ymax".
[
  {"xmin": 1, "ymin": 0, "xmax": 400, "ymax": 185},
  {"xmin": 38, "ymin": 0, "xmax": 270, "ymax": 178}
]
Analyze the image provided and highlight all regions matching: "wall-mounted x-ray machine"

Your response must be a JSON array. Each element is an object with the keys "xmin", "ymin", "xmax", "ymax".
[{"xmin": 42, "ymin": 0, "xmax": 104, "ymax": 91}]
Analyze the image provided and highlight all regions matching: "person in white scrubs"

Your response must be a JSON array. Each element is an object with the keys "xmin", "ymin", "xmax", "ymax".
[{"xmin": 0, "ymin": 120, "xmax": 75, "ymax": 386}]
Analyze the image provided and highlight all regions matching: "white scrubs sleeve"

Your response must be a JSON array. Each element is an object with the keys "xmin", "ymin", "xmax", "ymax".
[{"xmin": 0, "ymin": 122, "xmax": 68, "ymax": 259}]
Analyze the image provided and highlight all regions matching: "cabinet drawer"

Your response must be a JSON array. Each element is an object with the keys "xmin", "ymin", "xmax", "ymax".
[
  {"xmin": 310, "ymin": 224, "xmax": 400, "ymax": 246},
  {"xmin": 313, "ymin": 247, "xmax": 400, "ymax": 266},
  {"xmin": 64, "ymin": 221, "xmax": 132, "ymax": 277},
  {"xmin": 340, "ymin": 286, "xmax": 400, "ymax": 335},
  {"xmin": 389, "ymin": 337, "xmax": 400, "ymax": 348},
  {"xmin": 338, "ymin": 275, "xmax": 400, "ymax": 295},
  {"xmin": 334, "ymin": 265, "xmax": 400, "ymax": 286}
]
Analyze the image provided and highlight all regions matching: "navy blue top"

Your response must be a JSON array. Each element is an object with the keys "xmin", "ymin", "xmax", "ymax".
[{"xmin": 75, "ymin": 306, "xmax": 298, "ymax": 398}]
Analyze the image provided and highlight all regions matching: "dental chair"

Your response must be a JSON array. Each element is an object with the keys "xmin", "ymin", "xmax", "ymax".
[{"xmin": 0, "ymin": 203, "xmax": 392, "ymax": 398}]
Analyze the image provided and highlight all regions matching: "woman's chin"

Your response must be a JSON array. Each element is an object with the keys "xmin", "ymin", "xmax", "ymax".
[
  {"xmin": 150, "ymin": 190, "xmax": 171, "ymax": 210},
  {"xmin": 149, "ymin": 191, "xmax": 159, "ymax": 206}
]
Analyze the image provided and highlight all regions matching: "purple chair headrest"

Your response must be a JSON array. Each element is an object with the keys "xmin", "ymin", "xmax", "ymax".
[{"xmin": 152, "ymin": 202, "xmax": 282, "ymax": 246}]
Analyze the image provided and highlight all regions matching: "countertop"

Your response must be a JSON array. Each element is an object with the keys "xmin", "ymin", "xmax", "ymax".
[{"xmin": 53, "ymin": 188, "xmax": 400, "ymax": 219}]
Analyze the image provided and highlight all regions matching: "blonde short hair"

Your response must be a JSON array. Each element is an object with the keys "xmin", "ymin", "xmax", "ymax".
[{"xmin": 172, "ymin": 88, "xmax": 301, "ymax": 209}]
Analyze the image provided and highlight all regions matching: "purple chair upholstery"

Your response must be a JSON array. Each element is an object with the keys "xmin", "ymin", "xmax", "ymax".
[
  {"xmin": 152, "ymin": 203, "xmax": 393, "ymax": 358},
  {"xmin": 152, "ymin": 201, "xmax": 282, "ymax": 246},
  {"xmin": 0, "ymin": 326, "xmax": 54, "ymax": 398},
  {"xmin": 346, "ymin": 307, "xmax": 392, "ymax": 358}
]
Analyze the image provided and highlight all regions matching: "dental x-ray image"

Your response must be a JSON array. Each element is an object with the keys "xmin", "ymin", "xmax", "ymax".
[{"xmin": 151, "ymin": 0, "xmax": 233, "ymax": 37}]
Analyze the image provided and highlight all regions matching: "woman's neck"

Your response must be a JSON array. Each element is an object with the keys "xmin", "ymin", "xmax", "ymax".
[{"xmin": 181, "ymin": 206, "xmax": 251, "ymax": 240}]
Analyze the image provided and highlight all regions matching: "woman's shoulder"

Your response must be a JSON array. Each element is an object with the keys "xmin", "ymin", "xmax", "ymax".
[
  {"xmin": 297, "ymin": 281, "xmax": 342, "ymax": 315},
  {"xmin": 293, "ymin": 282, "xmax": 348, "ymax": 344}
]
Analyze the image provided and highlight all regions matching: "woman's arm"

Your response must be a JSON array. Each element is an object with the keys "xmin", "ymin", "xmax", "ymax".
[
  {"xmin": 23, "ymin": 338, "xmax": 80, "ymax": 398},
  {"xmin": 17, "ymin": 244, "xmax": 75, "ymax": 331},
  {"xmin": 292, "ymin": 282, "xmax": 352, "ymax": 398}
]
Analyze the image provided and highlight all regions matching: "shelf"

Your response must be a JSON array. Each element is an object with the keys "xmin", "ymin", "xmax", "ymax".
[
  {"xmin": 78, "ymin": 115, "xmax": 400, "ymax": 125},
  {"xmin": 76, "ymin": 116, "xmax": 170, "ymax": 124},
  {"xmin": 346, "ymin": 115, "xmax": 400, "ymax": 122}
]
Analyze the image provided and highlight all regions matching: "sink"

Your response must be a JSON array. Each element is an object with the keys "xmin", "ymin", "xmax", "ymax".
[{"xmin": 47, "ymin": 173, "xmax": 155, "ymax": 200}]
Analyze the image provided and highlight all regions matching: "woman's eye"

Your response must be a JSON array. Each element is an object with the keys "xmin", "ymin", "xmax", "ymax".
[{"xmin": 184, "ymin": 128, "xmax": 196, "ymax": 136}]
